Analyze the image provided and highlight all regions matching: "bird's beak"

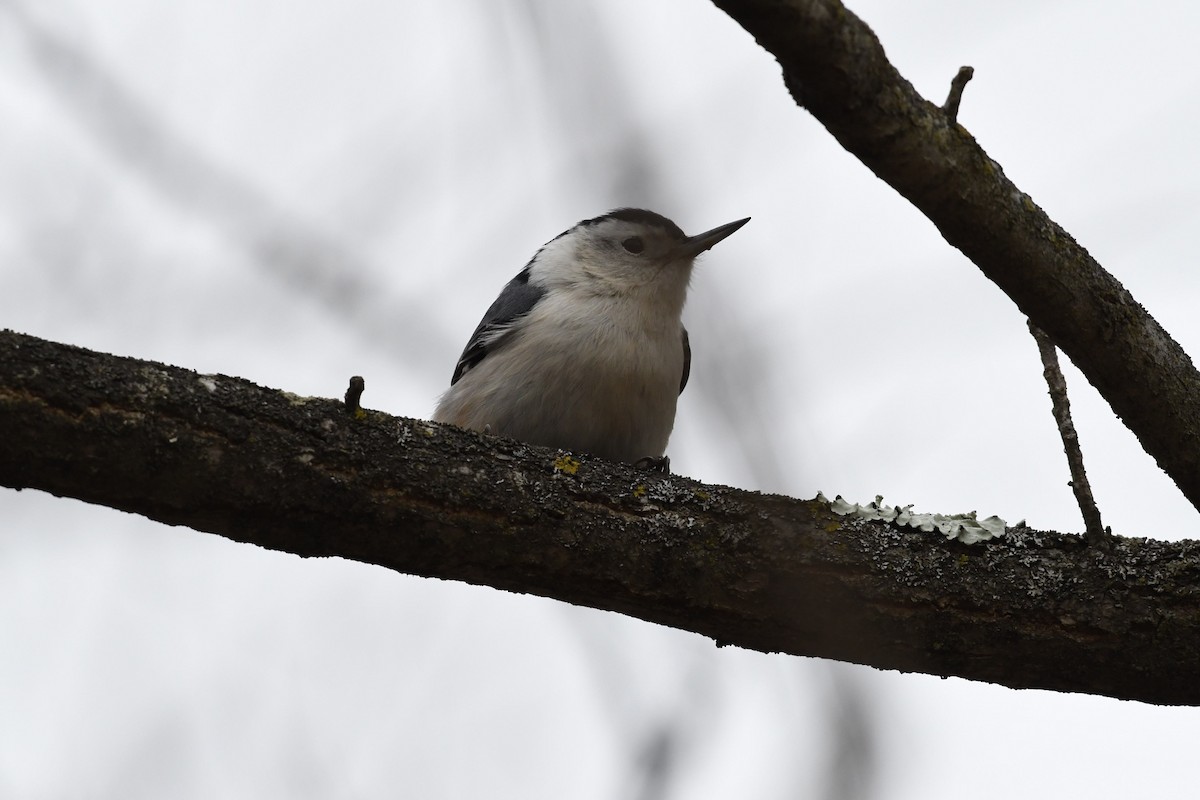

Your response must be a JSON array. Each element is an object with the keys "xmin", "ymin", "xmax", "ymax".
[{"xmin": 677, "ymin": 217, "xmax": 751, "ymax": 259}]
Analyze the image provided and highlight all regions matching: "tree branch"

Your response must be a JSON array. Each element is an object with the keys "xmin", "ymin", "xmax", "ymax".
[
  {"xmin": 708, "ymin": 0, "xmax": 1200, "ymax": 512},
  {"xmin": 3, "ymin": 330, "xmax": 1200, "ymax": 705}
]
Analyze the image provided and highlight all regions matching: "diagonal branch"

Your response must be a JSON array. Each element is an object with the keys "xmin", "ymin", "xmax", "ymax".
[
  {"xmin": 3, "ymin": 330, "xmax": 1200, "ymax": 705},
  {"xmin": 708, "ymin": 0, "xmax": 1200, "ymax": 512},
  {"xmin": 1029, "ymin": 321, "xmax": 1108, "ymax": 547}
]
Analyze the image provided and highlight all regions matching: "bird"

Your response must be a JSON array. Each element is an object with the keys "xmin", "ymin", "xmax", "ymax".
[{"xmin": 433, "ymin": 208, "xmax": 749, "ymax": 467}]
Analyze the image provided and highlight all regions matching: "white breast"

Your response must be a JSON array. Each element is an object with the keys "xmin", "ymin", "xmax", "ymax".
[{"xmin": 434, "ymin": 291, "xmax": 685, "ymax": 463}]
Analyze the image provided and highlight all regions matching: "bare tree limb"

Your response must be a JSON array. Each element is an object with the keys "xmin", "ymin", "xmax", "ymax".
[
  {"xmin": 3, "ymin": 330, "xmax": 1200, "ymax": 705},
  {"xmin": 708, "ymin": 0, "xmax": 1200, "ymax": 513}
]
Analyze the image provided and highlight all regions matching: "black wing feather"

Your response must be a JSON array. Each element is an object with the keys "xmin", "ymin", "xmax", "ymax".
[
  {"xmin": 679, "ymin": 327, "xmax": 691, "ymax": 394},
  {"xmin": 451, "ymin": 266, "xmax": 546, "ymax": 385}
]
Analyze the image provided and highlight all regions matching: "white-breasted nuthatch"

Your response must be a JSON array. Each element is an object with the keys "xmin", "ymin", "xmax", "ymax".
[{"xmin": 433, "ymin": 208, "xmax": 749, "ymax": 466}]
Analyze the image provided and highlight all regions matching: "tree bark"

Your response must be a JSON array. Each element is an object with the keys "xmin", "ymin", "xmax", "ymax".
[
  {"xmin": 708, "ymin": 0, "xmax": 1200, "ymax": 512},
  {"xmin": 3, "ymin": 329, "xmax": 1200, "ymax": 706}
]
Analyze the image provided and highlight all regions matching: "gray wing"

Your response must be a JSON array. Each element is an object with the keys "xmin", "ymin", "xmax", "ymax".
[
  {"xmin": 679, "ymin": 327, "xmax": 691, "ymax": 394},
  {"xmin": 451, "ymin": 266, "xmax": 546, "ymax": 385}
]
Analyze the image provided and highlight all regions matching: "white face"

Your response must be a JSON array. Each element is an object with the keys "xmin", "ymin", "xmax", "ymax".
[{"xmin": 535, "ymin": 217, "xmax": 696, "ymax": 304}]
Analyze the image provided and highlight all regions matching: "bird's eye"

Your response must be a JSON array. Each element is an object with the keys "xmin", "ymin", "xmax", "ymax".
[{"xmin": 622, "ymin": 236, "xmax": 645, "ymax": 254}]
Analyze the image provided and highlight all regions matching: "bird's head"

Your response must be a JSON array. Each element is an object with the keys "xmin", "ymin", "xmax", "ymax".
[{"xmin": 528, "ymin": 208, "xmax": 749, "ymax": 310}]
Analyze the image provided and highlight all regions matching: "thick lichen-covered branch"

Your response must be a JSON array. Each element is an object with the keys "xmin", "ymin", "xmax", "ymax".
[
  {"xmin": 708, "ymin": 0, "xmax": 1200, "ymax": 512},
  {"xmin": 3, "ymin": 330, "xmax": 1200, "ymax": 705}
]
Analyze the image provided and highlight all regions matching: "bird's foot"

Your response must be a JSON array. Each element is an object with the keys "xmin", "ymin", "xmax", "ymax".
[{"xmin": 634, "ymin": 455, "xmax": 671, "ymax": 473}]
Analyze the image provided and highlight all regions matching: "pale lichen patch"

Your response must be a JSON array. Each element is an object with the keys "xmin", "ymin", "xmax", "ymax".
[{"xmin": 820, "ymin": 492, "xmax": 1006, "ymax": 544}]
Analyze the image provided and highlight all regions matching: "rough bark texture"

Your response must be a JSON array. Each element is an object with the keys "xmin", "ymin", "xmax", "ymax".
[
  {"xmin": 3, "ymin": 330, "xmax": 1200, "ymax": 705},
  {"xmin": 709, "ymin": 0, "xmax": 1200, "ymax": 511}
]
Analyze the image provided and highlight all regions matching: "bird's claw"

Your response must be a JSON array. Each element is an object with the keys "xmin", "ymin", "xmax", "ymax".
[{"xmin": 634, "ymin": 455, "xmax": 671, "ymax": 473}]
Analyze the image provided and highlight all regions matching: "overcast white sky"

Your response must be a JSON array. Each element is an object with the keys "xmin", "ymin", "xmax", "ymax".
[{"xmin": 3, "ymin": 1, "xmax": 1200, "ymax": 798}]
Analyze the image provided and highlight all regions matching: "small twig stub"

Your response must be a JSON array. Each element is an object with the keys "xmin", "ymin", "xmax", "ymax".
[
  {"xmin": 943, "ymin": 66, "xmax": 974, "ymax": 124},
  {"xmin": 344, "ymin": 375, "xmax": 366, "ymax": 415}
]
